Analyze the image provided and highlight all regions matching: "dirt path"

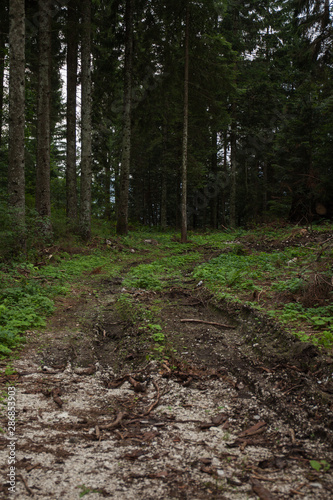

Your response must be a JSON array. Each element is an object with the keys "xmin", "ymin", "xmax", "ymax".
[{"xmin": 1, "ymin": 267, "xmax": 333, "ymax": 499}]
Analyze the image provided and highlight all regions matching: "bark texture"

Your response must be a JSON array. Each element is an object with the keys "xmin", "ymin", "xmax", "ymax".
[
  {"xmin": 36, "ymin": 0, "xmax": 52, "ymax": 225},
  {"xmin": 66, "ymin": 0, "xmax": 78, "ymax": 222},
  {"xmin": 8, "ymin": 0, "xmax": 25, "ymax": 225},
  {"xmin": 79, "ymin": 0, "xmax": 92, "ymax": 240},
  {"xmin": 116, "ymin": 0, "xmax": 133, "ymax": 236},
  {"xmin": 181, "ymin": 1, "xmax": 189, "ymax": 243}
]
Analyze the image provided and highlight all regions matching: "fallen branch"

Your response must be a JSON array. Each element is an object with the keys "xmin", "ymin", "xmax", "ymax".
[
  {"xmin": 141, "ymin": 381, "xmax": 161, "ymax": 416},
  {"xmin": 238, "ymin": 421, "xmax": 267, "ymax": 438},
  {"xmin": 17, "ymin": 474, "xmax": 34, "ymax": 496},
  {"xmin": 128, "ymin": 376, "xmax": 147, "ymax": 393},
  {"xmin": 180, "ymin": 318, "xmax": 235, "ymax": 329},
  {"xmin": 99, "ymin": 411, "xmax": 126, "ymax": 430}
]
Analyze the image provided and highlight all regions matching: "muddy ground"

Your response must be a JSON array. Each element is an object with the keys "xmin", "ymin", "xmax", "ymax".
[{"xmin": 1, "ymin": 246, "xmax": 333, "ymax": 499}]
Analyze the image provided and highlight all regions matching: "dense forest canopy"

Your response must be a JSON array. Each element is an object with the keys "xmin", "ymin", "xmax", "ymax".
[{"xmin": 0, "ymin": 0, "xmax": 332, "ymax": 247}]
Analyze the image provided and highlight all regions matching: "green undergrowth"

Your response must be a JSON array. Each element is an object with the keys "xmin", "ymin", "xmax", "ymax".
[
  {"xmin": 192, "ymin": 226, "xmax": 333, "ymax": 349},
  {"xmin": 0, "ymin": 251, "xmax": 122, "ymax": 357},
  {"xmin": 123, "ymin": 252, "xmax": 202, "ymax": 290},
  {"xmin": 1, "ymin": 223, "xmax": 333, "ymax": 357},
  {"xmin": 0, "ymin": 279, "xmax": 55, "ymax": 356},
  {"xmin": 115, "ymin": 293, "xmax": 173, "ymax": 360}
]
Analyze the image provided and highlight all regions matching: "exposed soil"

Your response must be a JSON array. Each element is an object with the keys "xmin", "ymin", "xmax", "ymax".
[{"xmin": 1, "ymin": 244, "xmax": 333, "ymax": 499}]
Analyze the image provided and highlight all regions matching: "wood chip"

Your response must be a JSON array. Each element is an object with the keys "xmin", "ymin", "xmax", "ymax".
[
  {"xmin": 238, "ymin": 421, "xmax": 267, "ymax": 438},
  {"xmin": 251, "ymin": 478, "xmax": 278, "ymax": 500}
]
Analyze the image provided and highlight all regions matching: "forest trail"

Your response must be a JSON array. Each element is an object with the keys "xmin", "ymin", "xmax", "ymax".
[{"xmin": 1, "ymin": 238, "xmax": 333, "ymax": 499}]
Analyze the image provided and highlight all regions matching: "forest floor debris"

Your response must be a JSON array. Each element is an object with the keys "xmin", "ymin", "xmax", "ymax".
[{"xmin": 1, "ymin": 229, "xmax": 333, "ymax": 499}]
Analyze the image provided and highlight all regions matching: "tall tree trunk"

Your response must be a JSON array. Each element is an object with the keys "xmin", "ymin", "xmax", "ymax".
[
  {"xmin": 0, "ymin": 33, "xmax": 5, "ymax": 151},
  {"xmin": 180, "ymin": 0, "xmax": 189, "ymax": 244},
  {"xmin": 230, "ymin": 124, "xmax": 237, "ymax": 228},
  {"xmin": 0, "ymin": 3, "xmax": 8, "ymax": 152},
  {"xmin": 104, "ymin": 151, "xmax": 112, "ymax": 220},
  {"xmin": 210, "ymin": 129, "xmax": 218, "ymax": 229},
  {"xmin": 220, "ymin": 131, "xmax": 227, "ymax": 227},
  {"xmin": 161, "ymin": 171, "xmax": 167, "ymax": 229},
  {"xmin": 263, "ymin": 161, "xmax": 268, "ymax": 213},
  {"xmin": 8, "ymin": 0, "xmax": 25, "ymax": 240},
  {"xmin": 66, "ymin": 0, "xmax": 78, "ymax": 223},
  {"xmin": 160, "ymin": 121, "xmax": 168, "ymax": 229},
  {"xmin": 79, "ymin": 0, "xmax": 92, "ymax": 240},
  {"xmin": 36, "ymin": 0, "xmax": 52, "ymax": 231},
  {"xmin": 116, "ymin": 0, "xmax": 133, "ymax": 235}
]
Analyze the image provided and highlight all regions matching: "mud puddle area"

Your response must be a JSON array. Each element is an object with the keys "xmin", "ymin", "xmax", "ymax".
[{"xmin": 1, "ymin": 277, "xmax": 333, "ymax": 499}]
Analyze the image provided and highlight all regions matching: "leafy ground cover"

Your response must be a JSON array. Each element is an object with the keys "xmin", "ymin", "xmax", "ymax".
[
  {"xmin": 1, "ymin": 223, "xmax": 333, "ymax": 499},
  {"xmin": 1, "ymin": 222, "xmax": 333, "ymax": 358}
]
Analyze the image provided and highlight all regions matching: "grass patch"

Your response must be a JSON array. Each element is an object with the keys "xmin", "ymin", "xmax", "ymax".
[
  {"xmin": 123, "ymin": 252, "xmax": 202, "ymax": 290},
  {"xmin": 1, "ymin": 224, "xmax": 333, "ymax": 357}
]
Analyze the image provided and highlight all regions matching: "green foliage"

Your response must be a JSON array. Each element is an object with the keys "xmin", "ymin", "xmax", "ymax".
[
  {"xmin": 193, "ymin": 252, "xmax": 282, "ymax": 291},
  {"xmin": 123, "ymin": 252, "xmax": 202, "ymax": 291},
  {"xmin": 272, "ymin": 278, "xmax": 305, "ymax": 294},
  {"xmin": 0, "ymin": 281, "xmax": 55, "ymax": 356},
  {"xmin": 77, "ymin": 485, "xmax": 99, "ymax": 498},
  {"xmin": 310, "ymin": 460, "xmax": 330, "ymax": 473}
]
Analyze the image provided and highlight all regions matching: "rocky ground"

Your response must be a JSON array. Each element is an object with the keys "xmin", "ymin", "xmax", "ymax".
[{"xmin": 1, "ymin": 245, "xmax": 333, "ymax": 499}]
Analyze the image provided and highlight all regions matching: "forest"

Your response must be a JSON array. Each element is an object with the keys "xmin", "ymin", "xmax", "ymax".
[
  {"xmin": 1, "ymin": 2, "xmax": 333, "ymax": 497},
  {"xmin": 0, "ymin": 0, "xmax": 332, "ymax": 250}
]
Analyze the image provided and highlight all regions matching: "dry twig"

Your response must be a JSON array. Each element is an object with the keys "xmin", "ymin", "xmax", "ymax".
[
  {"xmin": 180, "ymin": 318, "xmax": 235, "ymax": 329},
  {"xmin": 99, "ymin": 411, "xmax": 127, "ymax": 430},
  {"xmin": 141, "ymin": 381, "xmax": 161, "ymax": 416},
  {"xmin": 18, "ymin": 474, "xmax": 34, "ymax": 496}
]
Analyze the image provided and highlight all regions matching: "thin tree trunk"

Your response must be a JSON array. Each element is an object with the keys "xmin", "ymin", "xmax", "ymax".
[
  {"xmin": 160, "ymin": 120, "xmax": 168, "ymax": 229},
  {"xmin": 220, "ymin": 131, "xmax": 227, "ymax": 227},
  {"xmin": 66, "ymin": 0, "xmax": 78, "ymax": 223},
  {"xmin": 210, "ymin": 129, "xmax": 218, "ymax": 229},
  {"xmin": 0, "ymin": 33, "xmax": 5, "ymax": 150},
  {"xmin": 263, "ymin": 161, "xmax": 268, "ymax": 213},
  {"xmin": 161, "ymin": 171, "xmax": 167, "ymax": 229},
  {"xmin": 116, "ymin": 0, "xmax": 133, "ymax": 235},
  {"xmin": 230, "ymin": 113, "xmax": 237, "ymax": 228},
  {"xmin": 8, "ymin": 0, "xmax": 25, "ymax": 239},
  {"xmin": 180, "ymin": 0, "xmax": 189, "ymax": 244},
  {"xmin": 79, "ymin": 0, "xmax": 92, "ymax": 240},
  {"xmin": 36, "ymin": 0, "xmax": 52, "ymax": 231},
  {"xmin": 104, "ymin": 152, "xmax": 112, "ymax": 220}
]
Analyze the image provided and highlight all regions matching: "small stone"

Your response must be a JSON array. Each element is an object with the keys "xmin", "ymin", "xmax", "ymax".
[{"xmin": 310, "ymin": 483, "xmax": 323, "ymax": 489}]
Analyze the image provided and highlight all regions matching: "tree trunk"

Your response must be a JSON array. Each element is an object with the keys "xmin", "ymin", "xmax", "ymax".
[
  {"xmin": 161, "ymin": 171, "xmax": 167, "ymax": 229},
  {"xmin": 230, "ymin": 122, "xmax": 237, "ymax": 228},
  {"xmin": 180, "ymin": 0, "xmax": 189, "ymax": 244},
  {"xmin": 0, "ymin": 33, "xmax": 5, "ymax": 151},
  {"xmin": 104, "ymin": 151, "xmax": 112, "ymax": 220},
  {"xmin": 210, "ymin": 129, "xmax": 218, "ymax": 229},
  {"xmin": 79, "ymin": 0, "xmax": 92, "ymax": 241},
  {"xmin": 36, "ymin": 0, "xmax": 52, "ymax": 232},
  {"xmin": 8, "ymin": 0, "xmax": 25, "ymax": 238},
  {"xmin": 116, "ymin": 0, "xmax": 133, "ymax": 236},
  {"xmin": 66, "ymin": 0, "xmax": 78, "ymax": 223}
]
